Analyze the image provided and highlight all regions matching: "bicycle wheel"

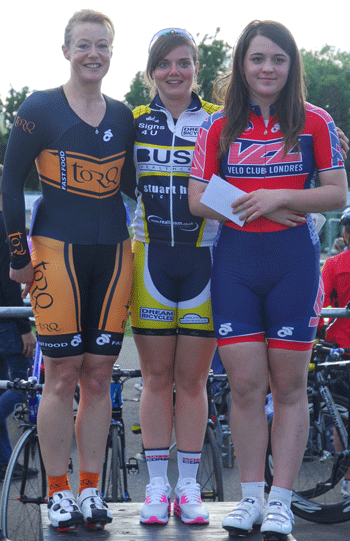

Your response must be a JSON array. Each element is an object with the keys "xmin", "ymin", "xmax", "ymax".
[
  {"xmin": 100, "ymin": 424, "xmax": 123, "ymax": 502},
  {"xmin": 197, "ymin": 424, "xmax": 224, "ymax": 501},
  {"xmin": 265, "ymin": 394, "xmax": 350, "ymax": 523},
  {"xmin": 0, "ymin": 426, "xmax": 46, "ymax": 541}
]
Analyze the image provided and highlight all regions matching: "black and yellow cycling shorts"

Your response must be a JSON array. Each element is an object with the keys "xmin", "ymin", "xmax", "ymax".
[
  {"xmin": 130, "ymin": 241, "xmax": 214, "ymax": 337},
  {"xmin": 30, "ymin": 236, "xmax": 132, "ymax": 358}
]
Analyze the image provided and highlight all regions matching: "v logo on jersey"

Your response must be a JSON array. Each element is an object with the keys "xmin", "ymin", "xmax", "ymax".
[{"xmin": 227, "ymin": 140, "xmax": 300, "ymax": 166}]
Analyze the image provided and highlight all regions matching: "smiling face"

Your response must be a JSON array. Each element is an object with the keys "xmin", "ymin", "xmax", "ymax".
[
  {"xmin": 243, "ymin": 34, "xmax": 291, "ymax": 106},
  {"xmin": 62, "ymin": 22, "xmax": 112, "ymax": 85},
  {"xmin": 152, "ymin": 45, "xmax": 198, "ymax": 106}
]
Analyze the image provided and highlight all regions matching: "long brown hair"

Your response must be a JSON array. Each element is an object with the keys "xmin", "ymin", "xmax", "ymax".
[{"xmin": 216, "ymin": 20, "xmax": 306, "ymax": 159}]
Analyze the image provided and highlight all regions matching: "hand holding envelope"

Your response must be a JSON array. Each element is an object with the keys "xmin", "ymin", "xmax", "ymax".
[{"xmin": 200, "ymin": 174, "xmax": 247, "ymax": 227}]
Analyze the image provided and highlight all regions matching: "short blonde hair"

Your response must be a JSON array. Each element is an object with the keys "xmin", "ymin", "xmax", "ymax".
[{"xmin": 64, "ymin": 9, "xmax": 115, "ymax": 48}]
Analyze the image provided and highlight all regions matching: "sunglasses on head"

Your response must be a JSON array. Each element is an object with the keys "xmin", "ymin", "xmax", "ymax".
[{"xmin": 148, "ymin": 28, "xmax": 196, "ymax": 52}]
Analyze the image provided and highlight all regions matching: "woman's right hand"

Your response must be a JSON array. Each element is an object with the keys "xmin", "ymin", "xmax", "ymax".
[
  {"xmin": 10, "ymin": 262, "xmax": 35, "ymax": 298},
  {"xmin": 264, "ymin": 207, "xmax": 306, "ymax": 227}
]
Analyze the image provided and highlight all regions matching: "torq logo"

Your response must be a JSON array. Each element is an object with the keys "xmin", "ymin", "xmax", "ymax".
[
  {"xmin": 71, "ymin": 335, "xmax": 82, "ymax": 347},
  {"xmin": 137, "ymin": 148, "xmax": 192, "ymax": 165},
  {"xmin": 103, "ymin": 129, "xmax": 113, "ymax": 142},
  {"xmin": 219, "ymin": 323, "xmax": 233, "ymax": 336}
]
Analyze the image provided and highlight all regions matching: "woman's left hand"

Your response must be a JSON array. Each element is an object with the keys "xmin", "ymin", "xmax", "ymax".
[
  {"xmin": 232, "ymin": 189, "xmax": 286, "ymax": 223},
  {"xmin": 337, "ymin": 127, "xmax": 349, "ymax": 161}
]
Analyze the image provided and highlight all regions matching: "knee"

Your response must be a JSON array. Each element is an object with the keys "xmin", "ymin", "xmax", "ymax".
[
  {"xmin": 79, "ymin": 366, "xmax": 112, "ymax": 397},
  {"xmin": 271, "ymin": 375, "xmax": 307, "ymax": 406},
  {"xmin": 142, "ymin": 363, "xmax": 174, "ymax": 393}
]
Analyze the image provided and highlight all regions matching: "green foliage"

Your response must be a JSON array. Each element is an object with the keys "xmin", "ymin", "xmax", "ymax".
[
  {"xmin": 197, "ymin": 29, "xmax": 232, "ymax": 102},
  {"xmin": 301, "ymin": 46, "xmax": 350, "ymax": 181},
  {"xmin": 124, "ymin": 71, "xmax": 150, "ymax": 109}
]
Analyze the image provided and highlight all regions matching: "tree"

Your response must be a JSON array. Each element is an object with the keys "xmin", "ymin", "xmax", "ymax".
[
  {"xmin": 124, "ymin": 71, "xmax": 150, "ymax": 109},
  {"xmin": 301, "ymin": 46, "xmax": 350, "ymax": 181},
  {"xmin": 197, "ymin": 29, "xmax": 232, "ymax": 102},
  {"xmin": 124, "ymin": 30, "xmax": 232, "ymax": 106}
]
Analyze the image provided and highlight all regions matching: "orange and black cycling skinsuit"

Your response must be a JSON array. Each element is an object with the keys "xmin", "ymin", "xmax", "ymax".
[{"xmin": 2, "ymin": 87, "xmax": 136, "ymax": 357}]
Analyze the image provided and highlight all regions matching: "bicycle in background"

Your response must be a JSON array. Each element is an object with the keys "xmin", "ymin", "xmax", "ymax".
[{"xmin": 265, "ymin": 340, "xmax": 350, "ymax": 524}]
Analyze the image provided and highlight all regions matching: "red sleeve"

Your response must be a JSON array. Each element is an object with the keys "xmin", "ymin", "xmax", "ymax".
[{"xmin": 190, "ymin": 112, "xmax": 223, "ymax": 183}]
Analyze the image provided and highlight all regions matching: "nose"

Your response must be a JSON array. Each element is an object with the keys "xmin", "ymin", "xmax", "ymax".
[
  {"xmin": 261, "ymin": 59, "xmax": 274, "ymax": 72},
  {"xmin": 169, "ymin": 62, "xmax": 179, "ymax": 74},
  {"xmin": 88, "ymin": 45, "xmax": 99, "ymax": 57}
]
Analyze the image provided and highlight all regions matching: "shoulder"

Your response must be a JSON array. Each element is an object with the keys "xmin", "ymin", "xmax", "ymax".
[
  {"xmin": 199, "ymin": 99, "xmax": 223, "ymax": 115},
  {"xmin": 133, "ymin": 104, "xmax": 152, "ymax": 120},
  {"xmin": 104, "ymin": 96, "xmax": 133, "ymax": 119},
  {"xmin": 305, "ymin": 102, "xmax": 335, "ymax": 126}
]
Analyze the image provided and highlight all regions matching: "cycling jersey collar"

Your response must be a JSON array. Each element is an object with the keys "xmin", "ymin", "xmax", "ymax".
[
  {"xmin": 249, "ymin": 100, "xmax": 276, "ymax": 117},
  {"xmin": 151, "ymin": 91, "xmax": 202, "ymax": 113}
]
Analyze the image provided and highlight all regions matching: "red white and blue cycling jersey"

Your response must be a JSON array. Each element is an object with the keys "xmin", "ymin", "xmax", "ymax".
[
  {"xmin": 191, "ymin": 102, "xmax": 344, "ymax": 233},
  {"xmin": 190, "ymin": 102, "xmax": 344, "ymax": 350}
]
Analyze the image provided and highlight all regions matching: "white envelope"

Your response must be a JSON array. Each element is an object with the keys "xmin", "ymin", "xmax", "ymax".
[{"xmin": 200, "ymin": 174, "xmax": 247, "ymax": 227}]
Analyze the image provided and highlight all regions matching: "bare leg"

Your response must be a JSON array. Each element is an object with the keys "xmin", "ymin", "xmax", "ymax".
[
  {"xmin": 75, "ymin": 353, "xmax": 116, "ymax": 473},
  {"xmin": 37, "ymin": 354, "xmax": 83, "ymax": 476},
  {"xmin": 219, "ymin": 342, "xmax": 269, "ymax": 483},
  {"xmin": 268, "ymin": 348, "xmax": 311, "ymax": 489},
  {"xmin": 174, "ymin": 335, "xmax": 216, "ymax": 451},
  {"xmin": 134, "ymin": 334, "xmax": 177, "ymax": 449}
]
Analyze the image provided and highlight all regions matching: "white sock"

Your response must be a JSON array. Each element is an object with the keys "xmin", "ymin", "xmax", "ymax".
[
  {"xmin": 241, "ymin": 482, "xmax": 265, "ymax": 505},
  {"xmin": 177, "ymin": 450, "xmax": 201, "ymax": 481},
  {"xmin": 268, "ymin": 486, "xmax": 292, "ymax": 508},
  {"xmin": 144, "ymin": 448, "xmax": 169, "ymax": 483}
]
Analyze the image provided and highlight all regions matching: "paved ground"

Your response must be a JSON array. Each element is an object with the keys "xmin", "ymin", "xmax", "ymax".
[{"xmin": 3, "ymin": 336, "xmax": 350, "ymax": 540}]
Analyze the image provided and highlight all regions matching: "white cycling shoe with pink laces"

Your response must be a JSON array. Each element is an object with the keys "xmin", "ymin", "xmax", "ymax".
[
  {"xmin": 139, "ymin": 477, "xmax": 172, "ymax": 524},
  {"xmin": 174, "ymin": 477, "xmax": 209, "ymax": 524}
]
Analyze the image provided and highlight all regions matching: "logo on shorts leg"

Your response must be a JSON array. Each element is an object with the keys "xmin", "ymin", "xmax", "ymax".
[
  {"xmin": 71, "ymin": 334, "xmax": 82, "ymax": 347},
  {"xmin": 277, "ymin": 326, "xmax": 294, "ymax": 338},
  {"xmin": 218, "ymin": 323, "xmax": 233, "ymax": 336},
  {"xmin": 179, "ymin": 314, "xmax": 209, "ymax": 324},
  {"xmin": 96, "ymin": 334, "xmax": 112, "ymax": 345},
  {"xmin": 140, "ymin": 308, "xmax": 175, "ymax": 322}
]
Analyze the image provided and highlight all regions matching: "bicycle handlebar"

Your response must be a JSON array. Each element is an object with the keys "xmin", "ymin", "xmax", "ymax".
[{"xmin": 0, "ymin": 378, "xmax": 43, "ymax": 392}]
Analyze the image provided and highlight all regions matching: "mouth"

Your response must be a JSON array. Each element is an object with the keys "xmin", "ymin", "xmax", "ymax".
[
  {"xmin": 166, "ymin": 80, "xmax": 182, "ymax": 86},
  {"xmin": 85, "ymin": 63, "xmax": 101, "ymax": 69}
]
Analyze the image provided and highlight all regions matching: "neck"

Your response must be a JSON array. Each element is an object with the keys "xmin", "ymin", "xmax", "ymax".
[
  {"xmin": 158, "ymin": 92, "xmax": 193, "ymax": 119},
  {"xmin": 63, "ymin": 78, "xmax": 104, "ymax": 104}
]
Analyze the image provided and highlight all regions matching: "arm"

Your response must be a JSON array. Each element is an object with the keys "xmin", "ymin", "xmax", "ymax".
[{"xmin": 231, "ymin": 168, "xmax": 348, "ymax": 224}]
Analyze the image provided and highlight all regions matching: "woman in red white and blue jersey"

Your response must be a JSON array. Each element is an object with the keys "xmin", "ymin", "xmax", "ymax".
[{"xmin": 188, "ymin": 20, "xmax": 347, "ymax": 539}]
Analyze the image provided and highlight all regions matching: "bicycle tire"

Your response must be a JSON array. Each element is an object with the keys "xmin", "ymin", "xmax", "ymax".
[
  {"xmin": 100, "ymin": 424, "xmax": 123, "ymax": 502},
  {"xmin": 265, "ymin": 394, "xmax": 350, "ymax": 524},
  {"xmin": 197, "ymin": 424, "xmax": 224, "ymax": 501},
  {"xmin": 0, "ymin": 426, "xmax": 46, "ymax": 541}
]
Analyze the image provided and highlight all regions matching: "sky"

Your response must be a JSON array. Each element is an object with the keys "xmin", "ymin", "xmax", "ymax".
[{"xmin": 1, "ymin": 0, "xmax": 349, "ymax": 103}]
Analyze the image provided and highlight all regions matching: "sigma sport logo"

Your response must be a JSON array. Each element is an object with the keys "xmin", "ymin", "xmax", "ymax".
[{"xmin": 219, "ymin": 323, "xmax": 233, "ymax": 336}]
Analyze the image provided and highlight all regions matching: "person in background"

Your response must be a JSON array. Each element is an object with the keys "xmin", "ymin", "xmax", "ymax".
[
  {"xmin": 188, "ymin": 20, "xmax": 347, "ymax": 539},
  {"xmin": 1, "ymin": 10, "xmax": 135, "ymax": 531},
  {"xmin": 319, "ymin": 208, "xmax": 350, "ymax": 499},
  {"xmin": 130, "ymin": 28, "xmax": 220, "ymax": 525},
  {"xmin": 0, "ymin": 164, "xmax": 37, "ymax": 480}
]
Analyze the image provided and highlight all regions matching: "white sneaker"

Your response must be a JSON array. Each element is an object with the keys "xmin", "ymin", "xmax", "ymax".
[
  {"xmin": 260, "ymin": 500, "xmax": 294, "ymax": 538},
  {"xmin": 140, "ymin": 477, "xmax": 172, "ymax": 524},
  {"xmin": 342, "ymin": 479, "xmax": 350, "ymax": 499},
  {"xmin": 77, "ymin": 487, "xmax": 113, "ymax": 529},
  {"xmin": 47, "ymin": 490, "xmax": 83, "ymax": 530},
  {"xmin": 222, "ymin": 497, "xmax": 264, "ymax": 535},
  {"xmin": 174, "ymin": 477, "xmax": 209, "ymax": 524}
]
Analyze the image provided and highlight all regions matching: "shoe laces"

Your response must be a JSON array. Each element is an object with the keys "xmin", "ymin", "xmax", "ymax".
[
  {"xmin": 145, "ymin": 477, "xmax": 169, "ymax": 504},
  {"xmin": 177, "ymin": 479, "xmax": 201, "ymax": 504}
]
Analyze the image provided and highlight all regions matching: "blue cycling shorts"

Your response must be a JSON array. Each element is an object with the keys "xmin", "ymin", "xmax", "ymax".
[{"xmin": 211, "ymin": 222, "xmax": 323, "ymax": 351}]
